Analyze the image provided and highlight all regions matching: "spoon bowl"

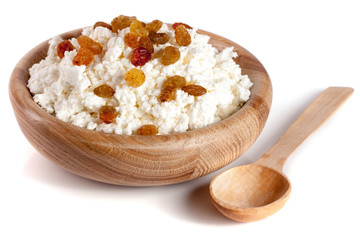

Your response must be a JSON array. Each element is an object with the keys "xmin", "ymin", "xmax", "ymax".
[
  {"xmin": 210, "ymin": 87, "xmax": 353, "ymax": 222},
  {"xmin": 210, "ymin": 164, "xmax": 291, "ymax": 222}
]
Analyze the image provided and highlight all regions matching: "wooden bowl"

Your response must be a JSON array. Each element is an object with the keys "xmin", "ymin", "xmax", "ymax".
[{"xmin": 9, "ymin": 28, "xmax": 272, "ymax": 186}]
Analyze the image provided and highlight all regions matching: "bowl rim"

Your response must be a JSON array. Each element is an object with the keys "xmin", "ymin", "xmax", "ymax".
[{"xmin": 9, "ymin": 27, "xmax": 271, "ymax": 145}]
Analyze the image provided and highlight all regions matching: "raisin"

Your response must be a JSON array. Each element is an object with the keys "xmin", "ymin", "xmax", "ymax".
[
  {"xmin": 152, "ymin": 49, "xmax": 162, "ymax": 59},
  {"xmin": 111, "ymin": 15, "xmax": 136, "ymax": 33},
  {"xmin": 175, "ymin": 25, "xmax": 191, "ymax": 46},
  {"xmin": 124, "ymin": 33, "xmax": 140, "ymax": 48},
  {"xmin": 137, "ymin": 124, "xmax": 158, "ymax": 135},
  {"xmin": 146, "ymin": 20, "xmax": 163, "ymax": 32},
  {"xmin": 163, "ymin": 75, "xmax": 186, "ymax": 89},
  {"xmin": 99, "ymin": 105, "xmax": 117, "ymax": 124},
  {"xmin": 57, "ymin": 40, "xmax": 75, "ymax": 59},
  {"xmin": 94, "ymin": 84, "xmax": 115, "ymax": 98},
  {"xmin": 130, "ymin": 20, "xmax": 149, "ymax": 37},
  {"xmin": 93, "ymin": 21, "xmax": 112, "ymax": 31},
  {"xmin": 139, "ymin": 36, "xmax": 154, "ymax": 53},
  {"xmin": 125, "ymin": 68, "xmax": 146, "ymax": 87},
  {"xmin": 73, "ymin": 48, "xmax": 94, "ymax": 66},
  {"xmin": 160, "ymin": 46, "xmax": 180, "ymax": 66},
  {"xmin": 149, "ymin": 31, "xmax": 169, "ymax": 44},
  {"xmin": 158, "ymin": 86, "xmax": 176, "ymax": 102},
  {"xmin": 77, "ymin": 35, "xmax": 102, "ymax": 55},
  {"xmin": 131, "ymin": 47, "xmax": 152, "ymax": 66},
  {"xmin": 172, "ymin": 22, "xmax": 192, "ymax": 30},
  {"xmin": 182, "ymin": 84, "xmax": 207, "ymax": 96}
]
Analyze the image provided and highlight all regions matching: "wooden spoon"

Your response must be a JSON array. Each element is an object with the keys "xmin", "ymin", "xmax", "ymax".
[{"xmin": 209, "ymin": 87, "xmax": 353, "ymax": 222}]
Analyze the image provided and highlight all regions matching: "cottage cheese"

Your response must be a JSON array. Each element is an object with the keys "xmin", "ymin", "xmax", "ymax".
[{"xmin": 28, "ymin": 22, "xmax": 253, "ymax": 135}]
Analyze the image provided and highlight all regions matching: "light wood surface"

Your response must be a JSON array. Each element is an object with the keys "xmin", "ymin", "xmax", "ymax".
[
  {"xmin": 210, "ymin": 87, "xmax": 353, "ymax": 222},
  {"xmin": 9, "ymin": 28, "xmax": 272, "ymax": 186}
]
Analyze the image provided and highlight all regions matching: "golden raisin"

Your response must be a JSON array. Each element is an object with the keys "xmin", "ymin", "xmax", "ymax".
[
  {"xmin": 94, "ymin": 84, "xmax": 115, "ymax": 98},
  {"xmin": 130, "ymin": 20, "xmax": 149, "ymax": 37},
  {"xmin": 146, "ymin": 20, "xmax": 163, "ymax": 32},
  {"xmin": 172, "ymin": 22, "xmax": 192, "ymax": 30},
  {"xmin": 99, "ymin": 105, "xmax": 117, "ymax": 124},
  {"xmin": 149, "ymin": 31, "xmax": 169, "ymax": 44},
  {"xmin": 131, "ymin": 47, "xmax": 152, "ymax": 66},
  {"xmin": 175, "ymin": 25, "xmax": 191, "ymax": 46},
  {"xmin": 125, "ymin": 68, "xmax": 146, "ymax": 87},
  {"xmin": 152, "ymin": 49, "xmax": 163, "ymax": 59},
  {"xmin": 57, "ymin": 40, "xmax": 75, "ymax": 59},
  {"xmin": 111, "ymin": 15, "xmax": 136, "ymax": 33},
  {"xmin": 93, "ymin": 21, "xmax": 112, "ymax": 31},
  {"xmin": 124, "ymin": 33, "xmax": 140, "ymax": 48},
  {"xmin": 158, "ymin": 86, "xmax": 176, "ymax": 102},
  {"xmin": 137, "ymin": 124, "xmax": 158, "ymax": 135},
  {"xmin": 139, "ymin": 36, "xmax": 154, "ymax": 53},
  {"xmin": 160, "ymin": 46, "xmax": 180, "ymax": 66},
  {"xmin": 77, "ymin": 35, "xmax": 103, "ymax": 55},
  {"xmin": 163, "ymin": 75, "xmax": 186, "ymax": 89},
  {"xmin": 73, "ymin": 48, "xmax": 94, "ymax": 66},
  {"xmin": 182, "ymin": 84, "xmax": 207, "ymax": 96}
]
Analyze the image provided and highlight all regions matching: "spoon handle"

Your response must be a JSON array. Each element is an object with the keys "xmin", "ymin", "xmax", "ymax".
[{"xmin": 256, "ymin": 87, "xmax": 353, "ymax": 171}]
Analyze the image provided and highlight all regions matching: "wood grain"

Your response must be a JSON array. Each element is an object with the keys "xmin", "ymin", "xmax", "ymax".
[{"xmin": 9, "ymin": 28, "xmax": 272, "ymax": 186}]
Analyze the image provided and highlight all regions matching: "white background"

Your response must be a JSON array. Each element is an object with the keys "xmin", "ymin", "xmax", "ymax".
[{"xmin": 1, "ymin": 0, "xmax": 359, "ymax": 239}]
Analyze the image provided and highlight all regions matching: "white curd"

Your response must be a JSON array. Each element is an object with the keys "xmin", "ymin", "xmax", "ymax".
[{"xmin": 28, "ymin": 21, "xmax": 252, "ymax": 135}]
